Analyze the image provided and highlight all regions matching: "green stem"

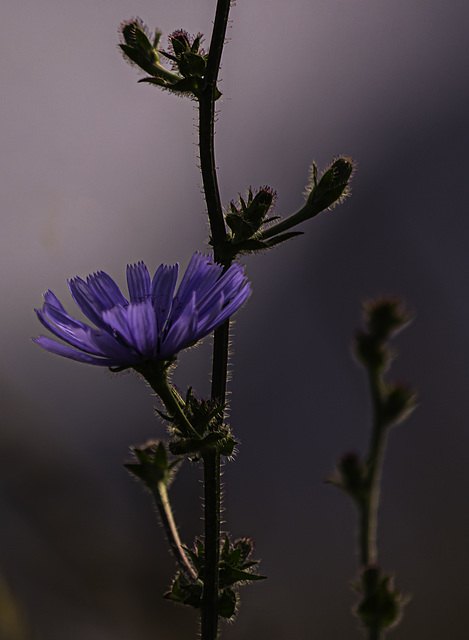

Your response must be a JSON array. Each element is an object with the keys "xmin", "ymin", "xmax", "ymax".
[
  {"xmin": 258, "ymin": 200, "xmax": 313, "ymax": 242},
  {"xmin": 359, "ymin": 371, "xmax": 389, "ymax": 640},
  {"xmin": 153, "ymin": 480, "xmax": 198, "ymax": 581},
  {"xmin": 197, "ymin": 2, "xmax": 232, "ymax": 638},
  {"xmin": 134, "ymin": 364, "xmax": 199, "ymax": 580},
  {"xmin": 360, "ymin": 373, "xmax": 388, "ymax": 566},
  {"xmin": 136, "ymin": 362, "xmax": 200, "ymax": 440}
]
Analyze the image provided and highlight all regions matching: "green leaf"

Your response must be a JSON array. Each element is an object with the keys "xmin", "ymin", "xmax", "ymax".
[
  {"xmin": 219, "ymin": 564, "xmax": 266, "ymax": 586},
  {"xmin": 138, "ymin": 76, "xmax": 169, "ymax": 88},
  {"xmin": 218, "ymin": 589, "xmax": 237, "ymax": 619},
  {"xmin": 164, "ymin": 573, "xmax": 203, "ymax": 609}
]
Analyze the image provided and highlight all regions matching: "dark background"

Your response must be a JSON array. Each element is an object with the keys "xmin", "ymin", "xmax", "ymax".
[{"xmin": 1, "ymin": 0, "xmax": 469, "ymax": 638}]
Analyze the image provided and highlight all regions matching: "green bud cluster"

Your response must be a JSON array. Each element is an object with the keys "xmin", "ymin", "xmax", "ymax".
[
  {"xmin": 120, "ymin": 20, "xmax": 218, "ymax": 99},
  {"xmin": 218, "ymin": 187, "xmax": 301, "ymax": 259},
  {"xmin": 165, "ymin": 535, "xmax": 265, "ymax": 619},
  {"xmin": 157, "ymin": 387, "xmax": 237, "ymax": 460},
  {"xmin": 226, "ymin": 187, "xmax": 278, "ymax": 244}
]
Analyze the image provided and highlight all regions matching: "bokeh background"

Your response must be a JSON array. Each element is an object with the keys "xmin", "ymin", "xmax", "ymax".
[{"xmin": 1, "ymin": 0, "xmax": 469, "ymax": 638}]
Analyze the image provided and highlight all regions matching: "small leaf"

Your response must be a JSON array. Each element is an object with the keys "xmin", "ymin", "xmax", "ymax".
[{"xmin": 218, "ymin": 589, "xmax": 237, "ymax": 619}]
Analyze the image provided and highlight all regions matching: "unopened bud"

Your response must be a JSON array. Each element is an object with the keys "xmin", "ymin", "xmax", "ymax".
[{"xmin": 306, "ymin": 157, "xmax": 354, "ymax": 214}]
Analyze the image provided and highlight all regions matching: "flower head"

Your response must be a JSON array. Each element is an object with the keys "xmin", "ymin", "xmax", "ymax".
[{"xmin": 34, "ymin": 253, "xmax": 250, "ymax": 369}]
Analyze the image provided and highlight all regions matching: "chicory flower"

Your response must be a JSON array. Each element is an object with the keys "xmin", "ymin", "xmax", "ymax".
[{"xmin": 34, "ymin": 252, "xmax": 250, "ymax": 369}]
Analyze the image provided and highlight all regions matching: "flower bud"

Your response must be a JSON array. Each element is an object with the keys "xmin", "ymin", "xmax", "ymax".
[
  {"xmin": 225, "ymin": 187, "xmax": 277, "ymax": 244},
  {"xmin": 167, "ymin": 30, "xmax": 207, "ymax": 78},
  {"xmin": 119, "ymin": 20, "xmax": 208, "ymax": 98},
  {"xmin": 120, "ymin": 19, "xmax": 163, "ymax": 76},
  {"xmin": 305, "ymin": 157, "xmax": 354, "ymax": 214}
]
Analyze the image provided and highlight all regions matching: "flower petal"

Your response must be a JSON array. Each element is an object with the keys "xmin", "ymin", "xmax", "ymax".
[
  {"xmin": 33, "ymin": 336, "xmax": 118, "ymax": 366},
  {"xmin": 196, "ymin": 264, "xmax": 246, "ymax": 321},
  {"xmin": 159, "ymin": 292, "xmax": 198, "ymax": 358},
  {"xmin": 127, "ymin": 262, "xmax": 151, "ymax": 303},
  {"xmin": 172, "ymin": 254, "xmax": 220, "ymax": 310},
  {"xmin": 101, "ymin": 304, "xmax": 134, "ymax": 346},
  {"xmin": 87, "ymin": 271, "xmax": 128, "ymax": 309},
  {"xmin": 203, "ymin": 282, "xmax": 251, "ymax": 333},
  {"xmin": 87, "ymin": 331, "xmax": 141, "ymax": 366},
  {"xmin": 151, "ymin": 263, "xmax": 179, "ymax": 330},
  {"xmin": 68, "ymin": 277, "xmax": 107, "ymax": 328},
  {"xmin": 127, "ymin": 301, "xmax": 158, "ymax": 357},
  {"xmin": 43, "ymin": 289, "xmax": 66, "ymax": 312},
  {"xmin": 36, "ymin": 307, "xmax": 104, "ymax": 356}
]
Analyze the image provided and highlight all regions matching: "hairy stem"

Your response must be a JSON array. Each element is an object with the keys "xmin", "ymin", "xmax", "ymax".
[
  {"xmin": 198, "ymin": 2, "xmax": 233, "ymax": 637},
  {"xmin": 134, "ymin": 364, "xmax": 199, "ymax": 580},
  {"xmin": 154, "ymin": 480, "xmax": 198, "ymax": 581},
  {"xmin": 137, "ymin": 363, "xmax": 200, "ymax": 440}
]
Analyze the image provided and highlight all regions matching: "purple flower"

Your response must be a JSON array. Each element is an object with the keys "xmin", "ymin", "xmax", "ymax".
[{"xmin": 34, "ymin": 252, "xmax": 250, "ymax": 369}]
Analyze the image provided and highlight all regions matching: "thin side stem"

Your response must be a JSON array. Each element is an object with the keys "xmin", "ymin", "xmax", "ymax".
[
  {"xmin": 258, "ymin": 201, "xmax": 312, "ymax": 242},
  {"xmin": 154, "ymin": 480, "xmax": 198, "ymax": 581},
  {"xmin": 134, "ymin": 365, "xmax": 199, "ymax": 581}
]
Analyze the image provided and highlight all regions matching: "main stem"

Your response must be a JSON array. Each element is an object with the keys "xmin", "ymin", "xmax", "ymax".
[{"xmin": 198, "ymin": 1, "xmax": 232, "ymax": 638}]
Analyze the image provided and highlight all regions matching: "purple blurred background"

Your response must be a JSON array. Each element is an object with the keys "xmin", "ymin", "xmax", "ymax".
[{"xmin": 1, "ymin": 0, "xmax": 469, "ymax": 638}]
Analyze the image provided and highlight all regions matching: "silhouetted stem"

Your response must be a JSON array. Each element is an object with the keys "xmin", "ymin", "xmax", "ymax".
[{"xmin": 198, "ymin": 1, "xmax": 232, "ymax": 638}]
